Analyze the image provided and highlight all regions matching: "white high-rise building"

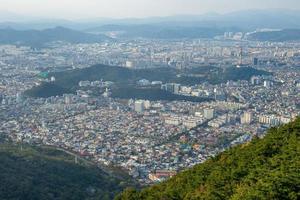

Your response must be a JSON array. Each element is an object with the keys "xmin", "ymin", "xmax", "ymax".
[
  {"xmin": 144, "ymin": 100, "xmax": 151, "ymax": 109},
  {"xmin": 173, "ymin": 84, "xmax": 181, "ymax": 94},
  {"xmin": 204, "ymin": 108, "xmax": 214, "ymax": 120},
  {"xmin": 64, "ymin": 94, "xmax": 72, "ymax": 104},
  {"xmin": 264, "ymin": 80, "xmax": 272, "ymax": 88},
  {"xmin": 241, "ymin": 112, "xmax": 253, "ymax": 124},
  {"xmin": 134, "ymin": 100, "xmax": 145, "ymax": 113},
  {"xmin": 16, "ymin": 93, "xmax": 23, "ymax": 104},
  {"xmin": 125, "ymin": 61, "xmax": 134, "ymax": 68}
]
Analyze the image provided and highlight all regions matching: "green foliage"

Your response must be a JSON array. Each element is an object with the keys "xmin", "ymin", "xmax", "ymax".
[
  {"xmin": 248, "ymin": 29, "xmax": 300, "ymax": 42},
  {"xmin": 208, "ymin": 66, "xmax": 270, "ymax": 84},
  {"xmin": 117, "ymin": 118, "xmax": 300, "ymax": 200},
  {"xmin": 111, "ymin": 87, "xmax": 211, "ymax": 102},
  {"xmin": 24, "ymin": 82, "xmax": 74, "ymax": 97},
  {"xmin": 25, "ymin": 64, "xmax": 269, "ymax": 98},
  {"xmin": 0, "ymin": 144, "xmax": 135, "ymax": 200}
]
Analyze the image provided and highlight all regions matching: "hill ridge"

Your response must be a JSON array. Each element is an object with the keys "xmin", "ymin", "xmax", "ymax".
[
  {"xmin": 116, "ymin": 117, "xmax": 300, "ymax": 200},
  {"xmin": 0, "ymin": 143, "xmax": 136, "ymax": 200},
  {"xmin": 0, "ymin": 26, "xmax": 111, "ymax": 47}
]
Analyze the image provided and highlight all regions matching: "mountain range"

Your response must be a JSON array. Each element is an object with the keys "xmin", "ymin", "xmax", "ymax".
[
  {"xmin": 247, "ymin": 29, "xmax": 300, "ymax": 42},
  {"xmin": 1, "ymin": 9, "xmax": 300, "ymax": 31},
  {"xmin": 0, "ymin": 26, "xmax": 110, "ymax": 47},
  {"xmin": 0, "ymin": 9, "xmax": 299, "ymax": 43}
]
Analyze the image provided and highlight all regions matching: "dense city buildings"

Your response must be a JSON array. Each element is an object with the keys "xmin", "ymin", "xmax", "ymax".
[{"xmin": 0, "ymin": 37, "xmax": 299, "ymax": 184}]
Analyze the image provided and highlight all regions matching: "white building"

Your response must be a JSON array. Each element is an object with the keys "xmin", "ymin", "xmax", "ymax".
[
  {"xmin": 204, "ymin": 108, "xmax": 214, "ymax": 120},
  {"xmin": 134, "ymin": 100, "xmax": 145, "ymax": 113},
  {"xmin": 241, "ymin": 112, "xmax": 253, "ymax": 124}
]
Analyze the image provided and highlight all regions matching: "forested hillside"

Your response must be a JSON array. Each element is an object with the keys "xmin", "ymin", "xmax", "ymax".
[
  {"xmin": 25, "ymin": 64, "xmax": 270, "ymax": 98},
  {"xmin": 248, "ymin": 29, "xmax": 300, "ymax": 42},
  {"xmin": 116, "ymin": 117, "xmax": 300, "ymax": 200},
  {"xmin": 0, "ymin": 144, "xmax": 135, "ymax": 200},
  {"xmin": 0, "ymin": 27, "xmax": 110, "ymax": 47}
]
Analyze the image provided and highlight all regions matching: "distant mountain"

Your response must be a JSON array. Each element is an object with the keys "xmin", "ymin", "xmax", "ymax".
[
  {"xmin": 1, "ymin": 9, "xmax": 300, "ymax": 32},
  {"xmin": 0, "ymin": 26, "xmax": 111, "ymax": 47},
  {"xmin": 209, "ymin": 9, "xmax": 300, "ymax": 29},
  {"xmin": 87, "ymin": 24, "xmax": 227, "ymax": 39},
  {"xmin": 247, "ymin": 29, "xmax": 300, "ymax": 42},
  {"xmin": 116, "ymin": 117, "xmax": 300, "ymax": 200},
  {"xmin": 0, "ymin": 19, "xmax": 93, "ymax": 31},
  {"xmin": 83, "ymin": 10, "xmax": 300, "ymax": 39},
  {"xmin": 0, "ymin": 143, "xmax": 136, "ymax": 200}
]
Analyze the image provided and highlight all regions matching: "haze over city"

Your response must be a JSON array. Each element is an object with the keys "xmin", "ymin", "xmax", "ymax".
[{"xmin": 0, "ymin": 0, "xmax": 299, "ymax": 19}]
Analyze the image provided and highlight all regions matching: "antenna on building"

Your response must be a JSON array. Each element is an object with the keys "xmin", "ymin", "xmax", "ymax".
[
  {"xmin": 75, "ymin": 155, "xmax": 78, "ymax": 164},
  {"xmin": 239, "ymin": 47, "xmax": 243, "ymax": 66},
  {"xmin": 150, "ymin": 47, "xmax": 153, "ymax": 67},
  {"xmin": 20, "ymin": 134, "xmax": 24, "ymax": 152}
]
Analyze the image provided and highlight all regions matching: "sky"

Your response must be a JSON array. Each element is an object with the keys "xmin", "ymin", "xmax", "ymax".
[{"xmin": 0, "ymin": 0, "xmax": 299, "ymax": 20}]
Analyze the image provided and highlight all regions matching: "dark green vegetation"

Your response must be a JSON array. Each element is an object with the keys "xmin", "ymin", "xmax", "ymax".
[
  {"xmin": 25, "ymin": 82, "xmax": 73, "ymax": 98},
  {"xmin": 111, "ymin": 88, "xmax": 211, "ymax": 102},
  {"xmin": 25, "ymin": 64, "xmax": 269, "ymax": 99},
  {"xmin": 195, "ymin": 66, "xmax": 270, "ymax": 85},
  {"xmin": 0, "ymin": 27, "xmax": 110, "ymax": 47},
  {"xmin": 0, "ymin": 143, "xmax": 135, "ymax": 200},
  {"xmin": 248, "ymin": 29, "xmax": 300, "ymax": 42},
  {"xmin": 116, "ymin": 118, "xmax": 300, "ymax": 200}
]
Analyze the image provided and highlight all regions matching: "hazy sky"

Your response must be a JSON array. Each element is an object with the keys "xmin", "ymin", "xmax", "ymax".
[{"xmin": 0, "ymin": 0, "xmax": 299, "ymax": 19}]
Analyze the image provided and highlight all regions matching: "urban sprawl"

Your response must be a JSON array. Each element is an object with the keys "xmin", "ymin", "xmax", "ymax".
[{"xmin": 0, "ymin": 35, "xmax": 299, "ymax": 184}]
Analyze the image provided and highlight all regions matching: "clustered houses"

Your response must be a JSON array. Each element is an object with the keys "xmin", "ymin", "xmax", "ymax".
[{"xmin": 0, "ymin": 39, "xmax": 300, "ymax": 184}]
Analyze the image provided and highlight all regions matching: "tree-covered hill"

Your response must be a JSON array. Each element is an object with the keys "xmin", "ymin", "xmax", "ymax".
[
  {"xmin": 116, "ymin": 117, "xmax": 300, "ymax": 200},
  {"xmin": 111, "ymin": 87, "xmax": 211, "ymax": 102},
  {"xmin": 0, "ymin": 27, "xmax": 111, "ymax": 47},
  {"xmin": 25, "ymin": 64, "xmax": 270, "ymax": 98},
  {"xmin": 87, "ymin": 25, "xmax": 225, "ymax": 39},
  {"xmin": 25, "ymin": 82, "xmax": 73, "ymax": 98},
  {"xmin": 247, "ymin": 29, "xmax": 300, "ymax": 42},
  {"xmin": 0, "ymin": 143, "xmax": 136, "ymax": 200}
]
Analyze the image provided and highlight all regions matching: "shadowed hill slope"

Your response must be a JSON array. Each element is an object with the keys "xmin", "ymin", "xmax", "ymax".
[{"xmin": 0, "ymin": 144, "xmax": 136, "ymax": 200}]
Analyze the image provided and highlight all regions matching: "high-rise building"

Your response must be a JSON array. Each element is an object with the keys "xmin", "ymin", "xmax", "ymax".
[
  {"xmin": 241, "ymin": 112, "xmax": 253, "ymax": 124},
  {"xmin": 16, "ymin": 93, "xmax": 23, "ymax": 104},
  {"xmin": 214, "ymin": 90, "xmax": 226, "ymax": 101},
  {"xmin": 125, "ymin": 61, "xmax": 134, "ymax": 68},
  {"xmin": 64, "ymin": 94, "xmax": 72, "ymax": 104},
  {"xmin": 134, "ymin": 100, "xmax": 145, "ymax": 113},
  {"xmin": 144, "ymin": 100, "xmax": 151, "ymax": 109},
  {"xmin": 161, "ymin": 83, "xmax": 181, "ymax": 94},
  {"xmin": 102, "ymin": 88, "xmax": 111, "ymax": 98},
  {"xmin": 251, "ymin": 76, "xmax": 261, "ymax": 85},
  {"xmin": 173, "ymin": 84, "xmax": 181, "ymax": 94},
  {"xmin": 253, "ymin": 57, "xmax": 259, "ymax": 66},
  {"xmin": 264, "ymin": 80, "xmax": 272, "ymax": 88},
  {"xmin": 204, "ymin": 108, "xmax": 214, "ymax": 120}
]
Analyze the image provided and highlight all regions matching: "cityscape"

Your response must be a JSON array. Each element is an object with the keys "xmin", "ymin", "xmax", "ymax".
[
  {"xmin": 0, "ymin": 37, "xmax": 299, "ymax": 184},
  {"xmin": 0, "ymin": 0, "xmax": 299, "ymax": 199}
]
